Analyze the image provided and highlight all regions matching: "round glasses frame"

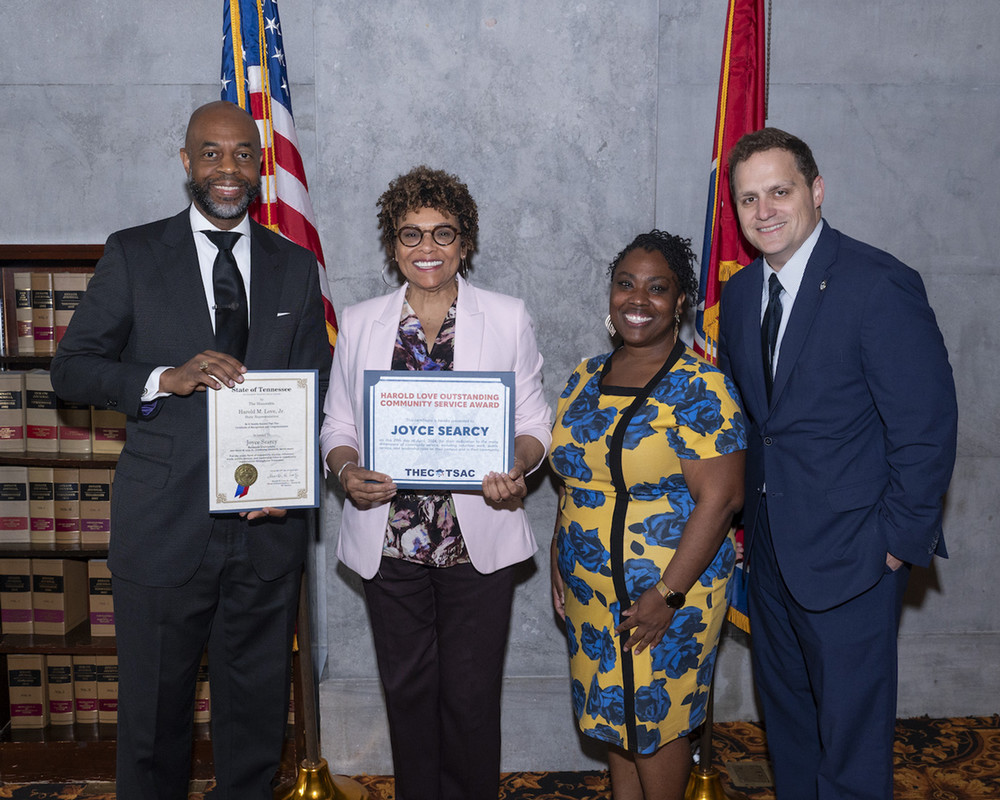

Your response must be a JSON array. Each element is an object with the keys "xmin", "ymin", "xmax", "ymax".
[{"xmin": 396, "ymin": 224, "xmax": 461, "ymax": 248}]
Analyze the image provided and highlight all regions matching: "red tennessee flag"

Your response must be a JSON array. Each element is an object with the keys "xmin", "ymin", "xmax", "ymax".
[
  {"xmin": 695, "ymin": 0, "xmax": 766, "ymax": 633},
  {"xmin": 694, "ymin": 0, "xmax": 766, "ymax": 364}
]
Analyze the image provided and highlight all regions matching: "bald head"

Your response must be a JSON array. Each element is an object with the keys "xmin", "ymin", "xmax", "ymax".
[
  {"xmin": 180, "ymin": 101, "xmax": 262, "ymax": 229},
  {"xmin": 184, "ymin": 101, "xmax": 260, "ymax": 153}
]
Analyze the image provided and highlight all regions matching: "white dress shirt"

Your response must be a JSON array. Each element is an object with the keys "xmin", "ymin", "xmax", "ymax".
[
  {"xmin": 142, "ymin": 206, "xmax": 253, "ymax": 399},
  {"xmin": 759, "ymin": 218, "xmax": 825, "ymax": 375}
]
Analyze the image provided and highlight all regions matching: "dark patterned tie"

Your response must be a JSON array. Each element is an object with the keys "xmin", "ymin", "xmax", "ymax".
[
  {"xmin": 204, "ymin": 230, "xmax": 248, "ymax": 361},
  {"xmin": 761, "ymin": 273, "xmax": 783, "ymax": 402}
]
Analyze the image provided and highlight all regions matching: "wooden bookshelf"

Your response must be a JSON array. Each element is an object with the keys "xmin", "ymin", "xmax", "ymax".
[
  {"xmin": 0, "ymin": 245, "xmax": 302, "ymax": 789},
  {"xmin": 0, "ymin": 245, "xmax": 103, "ymax": 361}
]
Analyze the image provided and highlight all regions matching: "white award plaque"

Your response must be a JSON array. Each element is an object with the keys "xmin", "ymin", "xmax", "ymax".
[{"xmin": 364, "ymin": 371, "xmax": 515, "ymax": 490}]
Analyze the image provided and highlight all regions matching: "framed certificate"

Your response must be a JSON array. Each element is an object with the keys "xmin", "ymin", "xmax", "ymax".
[
  {"xmin": 207, "ymin": 370, "xmax": 319, "ymax": 512},
  {"xmin": 363, "ymin": 371, "xmax": 515, "ymax": 490}
]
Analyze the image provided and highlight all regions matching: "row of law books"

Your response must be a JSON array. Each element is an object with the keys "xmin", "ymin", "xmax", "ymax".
[
  {"xmin": 7, "ymin": 654, "xmax": 120, "ymax": 729},
  {"xmin": 0, "ymin": 465, "xmax": 113, "ymax": 546},
  {"xmin": 6, "ymin": 653, "xmax": 213, "ymax": 729},
  {"xmin": 0, "ymin": 370, "xmax": 126, "ymax": 454},
  {"xmin": 8, "ymin": 270, "xmax": 93, "ymax": 357},
  {"xmin": 0, "ymin": 558, "xmax": 114, "ymax": 637}
]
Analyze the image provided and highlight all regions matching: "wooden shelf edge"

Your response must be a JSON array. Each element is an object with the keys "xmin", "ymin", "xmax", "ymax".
[
  {"xmin": 0, "ymin": 723, "xmax": 295, "ymax": 783},
  {"xmin": 0, "ymin": 450, "xmax": 120, "ymax": 468},
  {"xmin": 0, "ymin": 627, "xmax": 117, "ymax": 655},
  {"xmin": 0, "ymin": 245, "xmax": 105, "ymax": 261},
  {"xmin": 0, "ymin": 543, "xmax": 110, "ymax": 559}
]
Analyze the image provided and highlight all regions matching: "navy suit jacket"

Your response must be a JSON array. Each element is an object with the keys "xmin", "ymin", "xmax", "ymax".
[
  {"xmin": 718, "ymin": 222, "xmax": 957, "ymax": 611},
  {"xmin": 51, "ymin": 210, "xmax": 332, "ymax": 587}
]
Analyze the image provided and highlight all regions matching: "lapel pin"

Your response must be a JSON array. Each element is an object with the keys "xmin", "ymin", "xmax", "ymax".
[{"xmin": 819, "ymin": 280, "xmax": 827, "ymax": 291}]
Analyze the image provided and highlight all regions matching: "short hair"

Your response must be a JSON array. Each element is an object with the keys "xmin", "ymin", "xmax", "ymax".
[
  {"xmin": 376, "ymin": 166, "xmax": 479, "ymax": 259},
  {"xmin": 727, "ymin": 127, "xmax": 820, "ymax": 198},
  {"xmin": 607, "ymin": 230, "xmax": 698, "ymax": 308}
]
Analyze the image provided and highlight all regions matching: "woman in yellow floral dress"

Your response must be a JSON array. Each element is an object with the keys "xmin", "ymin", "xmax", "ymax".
[{"xmin": 549, "ymin": 230, "xmax": 746, "ymax": 799}]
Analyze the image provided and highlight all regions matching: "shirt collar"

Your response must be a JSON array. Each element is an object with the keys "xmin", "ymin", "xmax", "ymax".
[
  {"xmin": 188, "ymin": 204, "xmax": 252, "ymax": 239},
  {"xmin": 762, "ymin": 218, "xmax": 824, "ymax": 300}
]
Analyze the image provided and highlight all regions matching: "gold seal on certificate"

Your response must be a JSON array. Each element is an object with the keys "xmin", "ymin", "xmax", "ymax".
[
  {"xmin": 207, "ymin": 370, "xmax": 319, "ymax": 512},
  {"xmin": 234, "ymin": 463, "xmax": 258, "ymax": 487},
  {"xmin": 363, "ymin": 371, "xmax": 515, "ymax": 490}
]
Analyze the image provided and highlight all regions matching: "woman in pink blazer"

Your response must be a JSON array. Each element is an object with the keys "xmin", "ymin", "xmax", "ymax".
[{"xmin": 320, "ymin": 166, "xmax": 551, "ymax": 800}]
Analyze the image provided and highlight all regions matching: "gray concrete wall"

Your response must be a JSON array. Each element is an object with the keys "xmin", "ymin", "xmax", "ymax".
[{"xmin": 4, "ymin": 0, "xmax": 996, "ymax": 775}]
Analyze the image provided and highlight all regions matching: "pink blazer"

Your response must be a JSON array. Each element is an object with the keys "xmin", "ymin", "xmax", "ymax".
[{"xmin": 320, "ymin": 277, "xmax": 552, "ymax": 579}]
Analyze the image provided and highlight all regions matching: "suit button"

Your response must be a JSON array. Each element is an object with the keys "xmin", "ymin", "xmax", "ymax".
[{"xmin": 763, "ymin": 436, "xmax": 773, "ymax": 446}]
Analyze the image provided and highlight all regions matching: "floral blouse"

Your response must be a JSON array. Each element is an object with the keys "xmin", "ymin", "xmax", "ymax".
[{"xmin": 381, "ymin": 297, "xmax": 469, "ymax": 567}]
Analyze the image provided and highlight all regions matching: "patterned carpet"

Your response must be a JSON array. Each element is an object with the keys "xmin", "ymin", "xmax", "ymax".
[{"xmin": 1, "ymin": 716, "xmax": 997, "ymax": 799}]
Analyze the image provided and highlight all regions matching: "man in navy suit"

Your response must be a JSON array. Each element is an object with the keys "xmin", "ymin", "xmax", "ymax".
[
  {"xmin": 51, "ymin": 101, "xmax": 331, "ymax": 800},
  {"xmin": 717, "ymin": 128, "xmax": 957, "ymax": 799}
]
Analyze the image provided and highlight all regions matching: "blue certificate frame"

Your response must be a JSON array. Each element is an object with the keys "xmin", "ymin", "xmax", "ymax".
[{"xmin": 363, "ymin": 370, "xmax": 516, "ymax": 490}]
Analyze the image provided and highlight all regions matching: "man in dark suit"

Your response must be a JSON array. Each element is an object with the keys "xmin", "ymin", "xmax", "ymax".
[
  {"xmin": 717, "ymin": 128, "xmax": 957, "ymax": 799},
  {"xmin": 51, "ymin": 101, "xmax": 331, "ymax": 800}
]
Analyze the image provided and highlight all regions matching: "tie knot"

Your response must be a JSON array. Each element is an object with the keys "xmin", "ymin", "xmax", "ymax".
[
  {"xmin": 204, "ymin": 230, "xmax": 241, "ymax": 253},
  {"xmin": 768, "ymin": 273, "xmax": 783, "ymax": 300}
]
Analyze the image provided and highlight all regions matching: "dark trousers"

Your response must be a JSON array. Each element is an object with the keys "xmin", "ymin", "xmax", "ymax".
[
  {"xmin": 112, "ymin": 520, "xmax": 300, "ymax": 800},
  {"xmin": 363, "ymin": 557, "xmax": 516, "ymax": 800},
  {"xmin": 748, "ymin": 496, "xmax": 910, "ymax": 800}
]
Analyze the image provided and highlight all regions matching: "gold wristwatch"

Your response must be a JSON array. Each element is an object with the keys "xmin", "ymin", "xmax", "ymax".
[{"xmin": 654, "ymin": 579, "xmax": 685, "ymax": 609}]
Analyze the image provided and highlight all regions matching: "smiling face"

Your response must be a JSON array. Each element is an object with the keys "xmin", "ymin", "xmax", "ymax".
[
  {"xmin": 180, "ymin": 102, "xmax": 262, "ymax": 230},
  {"xmin": 732, "ymin": 147, "xmax": 824, "ymax": 271},
  {"xmin": 609, "ymin": 248, "xmax": 686, "ymax": 353},
  {"xmin": 393, "ymin": 207, "xmax": 466, "ymax": 298}
]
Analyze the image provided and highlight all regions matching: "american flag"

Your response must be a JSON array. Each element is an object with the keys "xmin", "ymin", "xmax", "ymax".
[{"xmin": 220, "ymin": 0, "xmax": 337, "ymax": 348}]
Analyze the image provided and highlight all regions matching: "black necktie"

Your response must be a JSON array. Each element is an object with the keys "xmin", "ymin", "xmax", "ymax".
[
  {"xmin": 204, "ymin": 230, "xmax": 248, "ymax": 361},
  {"xmin": 761, "ymin": 273, "xmax": 783, "ymax": 402}
]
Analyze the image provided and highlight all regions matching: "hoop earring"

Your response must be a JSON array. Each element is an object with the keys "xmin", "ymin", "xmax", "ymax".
[
  {"xmin": 605, "ymin": 314, "xmax": 617, "ymax": 338},
  {"xmin": 382, "ymin": 262, "xmax": 397, "ymax": 287}
]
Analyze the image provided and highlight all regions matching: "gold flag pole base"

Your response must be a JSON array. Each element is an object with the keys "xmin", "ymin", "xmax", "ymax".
[
  {"xmin": 685, "ymin": 765, "xmax": 730, "ymax": 800},
  {"xmin": 685, "ymin": 765, "xmax": 748, "ymax": 800},
  {"xmin": 278, "ymin": 757, "xmax": 369, "ymax": 800},
  {"xmin": 276, "ymin": 567, "xmax": 370, "ymax": 800}
]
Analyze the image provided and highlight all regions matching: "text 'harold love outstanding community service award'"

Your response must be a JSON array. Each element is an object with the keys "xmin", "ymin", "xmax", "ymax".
[{"xmin": 364, "ymin": 371, "xmax": 514, "ymax": 490}]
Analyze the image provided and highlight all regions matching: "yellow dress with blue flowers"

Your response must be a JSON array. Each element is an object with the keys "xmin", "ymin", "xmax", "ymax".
[{"xmin": 549, "ymin": 342, "xmax": 746, "ymax": 754}]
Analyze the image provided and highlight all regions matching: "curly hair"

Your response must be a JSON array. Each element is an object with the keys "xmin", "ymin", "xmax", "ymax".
[
  {"xmin": 606, "ymin": 230, "xmax": 699, "ymax": 307},
  {"xmin": 376, "ymin": 166, "xmax": 479, "ymax": 260}
]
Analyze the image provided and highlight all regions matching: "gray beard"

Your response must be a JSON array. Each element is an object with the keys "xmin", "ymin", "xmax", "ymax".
[{"xmin": 186, "ymin": 174, "xmax": 261, "ymax": 220}]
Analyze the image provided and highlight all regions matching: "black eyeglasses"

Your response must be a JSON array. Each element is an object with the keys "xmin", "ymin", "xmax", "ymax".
[{"xmin": 397, "ymin": 225, "xmax": 461, "ymax": 248}]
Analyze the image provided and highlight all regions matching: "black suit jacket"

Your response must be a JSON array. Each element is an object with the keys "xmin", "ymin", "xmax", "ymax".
[
  {"xmin": 718, "ymin": 222, "xmax": 957, "ymax": 610},
  {"xmin": 51, "ymin": 210, "xmax": 332, "ymax": 586}
]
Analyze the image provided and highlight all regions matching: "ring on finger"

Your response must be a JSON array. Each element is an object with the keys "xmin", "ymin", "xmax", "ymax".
[{"xmin": 199, "ymin": 361, "xmax": 210, "ymax": 372}]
